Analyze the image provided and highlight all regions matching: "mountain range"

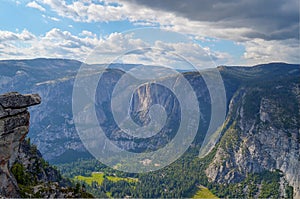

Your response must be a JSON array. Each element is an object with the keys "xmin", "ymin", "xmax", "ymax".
[{"xmin": 0, "ymin": 59, "xmax": 299, "ymax": 198}]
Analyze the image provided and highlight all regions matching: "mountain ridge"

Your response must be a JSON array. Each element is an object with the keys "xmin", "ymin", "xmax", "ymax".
[
  {"xmin": 0, "ymin": 59, "xmax": 299, "ymax": 197},
  {"xmin": 0, "ymin": 59, "xmax": 298, "ymax": 160}
]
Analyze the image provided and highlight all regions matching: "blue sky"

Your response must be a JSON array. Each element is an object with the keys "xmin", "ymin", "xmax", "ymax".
[{"xmin": 0, "ymin": 0, "xmax": 299, "ymax": 66}]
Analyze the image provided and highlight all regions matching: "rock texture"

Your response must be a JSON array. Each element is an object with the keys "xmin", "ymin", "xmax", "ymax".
[
  {"xmin": 0, "ymin": 92, "xmax": 92, "ymax": 198},
  {"xmin": 0, "ymin": 59, "xmax": 299, "ymax": 197},
  {"xmin": 0, "ymin": 92, "xmax": 41, "ymax": 197},
  {"xmin": 0, "ymin": 59, "xmax": 84, "ymax": 162},
  {"xmin": 11, "ymin": 138, "xmax": 93, "ymax": 198},
  {"xmin": 206, "ymin": 82, "xmax": 300, "ymax": 198}
]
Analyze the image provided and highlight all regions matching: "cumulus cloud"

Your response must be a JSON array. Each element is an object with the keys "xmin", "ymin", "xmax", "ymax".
[
  {"xmin": 40, "ymin": 0, "xmax": 163, "ymax": 23},
  {"xmin": 39, "ymin": 0, "xmax": 299, "ymax": 42},
  {"xmin": 35, "ymin": 0, "xmax": 299, "ymax": 64},
  {"xmin": 0, "ymin": 28, "xmax": 98, "ymax": 60},
  {"xmin": 26, "ymin": 1, "xmax": 46, "ymax": 12},
  {"xmin": 125, "ymin": 0, "xmax": 299, "ymax": 41},
  {"xmin": 87, "ymin": 33, "xmax": 231, "ymax": 68},
  {"xmin": 0, "ymin": 28, "xmax": 229, "ymax": 68},
  {"xmin": 2, "ymin": 0, "xmax": 299, "ymax": 65},
  {"xmin": 0, "ymin": 29, "xmax": 147, "ymax": 63},
  {"xmin": 0, "ymin": 29, "xmax": 35, "ymax": 41},
  {"xmin": 243, "ymin": 38, "xmax": 300, "ymax": 65},
  {"xmin": 79, "ymin": 30, "xmax": 96, "ymax": 38}
]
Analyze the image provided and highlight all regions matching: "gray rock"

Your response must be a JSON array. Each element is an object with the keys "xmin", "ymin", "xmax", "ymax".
[
  {"xmin": 0, "ymin": 92, "xmax": 41, "ymax": 197},
  {"xmin": 0, "ymin": 92, "xmax": 41, "ymax": 109},
  {"xmin": 206, "ymin": 84, "xmax": 300, "ymax": 198}
]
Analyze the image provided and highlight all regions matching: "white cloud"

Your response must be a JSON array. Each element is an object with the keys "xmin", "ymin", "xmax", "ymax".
[
  {"xmin": 40, "ymin": 0, "xmax": 174, "ymax": 24},
  {"xmin": 0, "ymin": 29, "xmax": 230, "ymax": 68},
  {"xmin": 0, "ymin": 29, "xmax": 35, "ymax": 41},
  {"xmin": 0, "ymin": 28, "xmax": 297, "ymax": 66},
  {"xmin": 85, "ymin": 32, "xmax": 148, "ymax": 64},
  {"xmin": 79, "ymin": 30, "xmax": 96, "ymax": 38},
  {"xmin": 49, "ymin": 16, "xmax": 60, "ymax": 21},
  {"xmin": 36, "ymin": 0, "xmax": 299, "ymax": 64},
  {"xmin": 85, "ymin": 32, "xmax": 231, "ymax": 68},
  {"xmin": 0, "ymin": 29, "xmax": 98, "ymax": 60},
  {"xmin": 38, "ymin": 0, "xmax": 270, "ymax": 42},
  {"xmin": 243, "ymin": 39, "xmax": 300, "ymax": 65},
  {"xmin": 26, "ymin": 1, "xmax": 46, "ymax": 12},
  {"xmin": 42, "ymin": 14, "xmax": 61, "ymax": 22}
]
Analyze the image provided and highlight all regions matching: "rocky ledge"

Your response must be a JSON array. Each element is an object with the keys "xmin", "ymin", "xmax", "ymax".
[{"xmin": 0, "ymin": 92, "xmax": 41, "ymax": 197}]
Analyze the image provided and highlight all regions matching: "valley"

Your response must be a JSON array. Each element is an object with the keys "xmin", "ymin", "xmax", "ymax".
[{"xmin": 0, "ymin": 59, "xmax": 299, "ymax": 198}]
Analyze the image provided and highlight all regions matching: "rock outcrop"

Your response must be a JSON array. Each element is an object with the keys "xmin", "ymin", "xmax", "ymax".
[
  {"xmin": 0, "ymin": 59, "xmax": 299, "ymax": 197},
  {"xmin": 0, "ymin": 92, "xmax": 41, "ymax": 197},
  {"xmin": 0, "ymin": 92, "xmax": 93, "ymax": 198},
  {"xmin": 206, "ymin": 82, "xmax": 300, "ymax": 198}
]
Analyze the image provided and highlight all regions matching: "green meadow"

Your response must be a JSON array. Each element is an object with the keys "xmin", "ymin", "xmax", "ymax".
[
  {"xmin": 74, "ymin": 172, "xmax": 138, "ymax": 186},
  {"xmin": 193, "ymin": 185, "xmax": 219, "ymax": 199}
]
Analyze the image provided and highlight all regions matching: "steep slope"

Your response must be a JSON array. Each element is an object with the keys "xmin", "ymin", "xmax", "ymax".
[
  {"xmin": 0, "ymin": 57, "xmax": 299, "ymax": 185},
  {"xmin": 58, "ymin": 63, "xmax": 299, "ymax": 198},
  {"xmin": 0, "ymin": 92, "xmax": 41, "ymax": 197},
  {"xmin": 0, "ymin": 59, "xmax": 84, "ymax": 161},
  {"xmin": 0, "ymin": 59, "xmax": 212, "ymax": 162},
  {"xmin": 0, "ymin": 92, "xmax": 92, "ymax": 197},
  {"xmin": 2, "ymin": 59, "xmax": 298, "ymax": 197},
  {"xmin": 206, "ymin": 70, "xmax": 300, "ymax": 197},
  {"xmin": 11, "ymin": 138, "xmax": 93, "ymax": 198}
]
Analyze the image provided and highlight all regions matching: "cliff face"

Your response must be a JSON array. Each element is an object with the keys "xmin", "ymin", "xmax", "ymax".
[
  {"xmin": 0, "ymin": 92, "xmax": 41, "ymax": 197},
  {"xmin": 0, "ymin": 60, "xmax": 299, "ymax": 197},
  {"xmin": 0, "ymin": 59, "xmax": 212, "ymax": 162},
  {"xmin": 94, "ymin": 69, "xmax": 209, "ymax": 153},
  {"xmin": 206, "ymin": 81, "xmax": 300, "ymax": 197},
  {"xmin": 1, "ymin": 59, "xmax": 298, "ymax": 167},
  {"xmin": 0, "ymin": 92, "xmax": 93, "ymax": 198},
  {"xmin": 0, "ymin": 59, "xmax": 84, "ymax": 161}
]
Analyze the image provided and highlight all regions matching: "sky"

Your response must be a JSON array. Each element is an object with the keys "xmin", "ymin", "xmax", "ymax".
[{"xmin": 0, "ymin": 0, "xmax": 299, "ymax": 66}]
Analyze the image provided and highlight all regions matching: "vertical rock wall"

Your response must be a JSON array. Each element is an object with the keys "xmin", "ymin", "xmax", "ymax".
[{"xmin": 0, "ymin": 92, "xmax": 41, "ymax": 197}]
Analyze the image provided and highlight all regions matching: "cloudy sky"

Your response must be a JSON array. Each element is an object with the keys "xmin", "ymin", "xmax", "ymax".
[{"xmin": 0, "ymin": 0, "xmax": 299, "ymax": 66}]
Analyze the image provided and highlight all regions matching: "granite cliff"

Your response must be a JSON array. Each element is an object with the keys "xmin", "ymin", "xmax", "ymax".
[
  {"xmin": 0, "ymin": 59, "xmax": 299, "ymax": 197},
  {"xmin": 0, "ymin": 92, "xmax": 92, "ymax": 197},
  {"xmin": 206, "ymin": 66, "xmax": 300, "ymax": 198},
  {"xmin": 0, "ymin": 92, "xmax": 41, "ymax": 197}
]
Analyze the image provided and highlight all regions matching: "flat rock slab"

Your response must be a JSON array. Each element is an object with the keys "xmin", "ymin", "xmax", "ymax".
[{"xmin": 0, "ymin": 92, "xmax": 41, "ymax": 108}]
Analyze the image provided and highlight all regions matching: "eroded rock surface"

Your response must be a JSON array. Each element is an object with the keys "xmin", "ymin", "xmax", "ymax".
[{"xmin": 0, "ymin": 92, "xmax": 40, "ymax": 197}]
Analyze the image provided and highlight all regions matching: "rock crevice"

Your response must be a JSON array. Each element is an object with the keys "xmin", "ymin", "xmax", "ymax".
[{"xmin": 0, "ymin": 92, "xmax": 41, "ymax": 197}]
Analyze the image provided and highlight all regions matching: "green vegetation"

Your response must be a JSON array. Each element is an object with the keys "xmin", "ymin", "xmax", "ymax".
[
  {"xmin": 107, "ymin": 175, "xmax": 138, "ymax": 183},
  {"xmin": 10, "ymin": 138, "xmax": 93, "ymax": 198},
  {"xmin": 75, "ymin": 172, "xmax": 105, "ymax": 186},
  {"xmin": 57, "ymin": 148, "xmax": 286, "ymax": 198},
  {"xmin": 11, "ymin": 163, "xmax": 31, "ymax": 186},
  {"xmin": 192, "ymin": 185, "xmax": 219, "ymax": 198},
  {"xmin": 74, "ymin": 172, "xmax": 137, "ymax": 186},
  {"xmin": 58, "ymin": 148, "xmax": 212, "ymax": 198},
  {"xmin": 55, "ymin": 71, "xmax": 299, "ymax": 198},
  {"xmin": 51, "ymin": 149, "xmax": 93, "ymax": 164},
  {"xmin": 207, "ymin": 170, "xmax": 283, "ymax": 198},
  {"xmin": 219, "ymin": 122, "xmax": 240, "ymax": 151},
  {"xmin": 259, "ymin": 181, "xmax": 280, "ymax": 198},
  {"xmin": 4, "ymin": 62, "xmax": 298, "ymax": 198},
  {"xmin": 57, "ymin": 158, "xmax": 137, "ymax": 179},
  {"xmin": 243, "ymin": 89, "xmax": 262, "ymax": 121},
  {"xmin": 285, "ymin": 185, "xmax": 294, "ymax": 198}
]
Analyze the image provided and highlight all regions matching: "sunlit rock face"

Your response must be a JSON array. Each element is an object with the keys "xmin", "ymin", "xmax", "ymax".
[
  {"xmin": 0, "ymin": 92, "xmax": 41, "ymax": 197},
  {"xmin": 206, "ymin": 82, "xmax": 300, "ymax": 198}
]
